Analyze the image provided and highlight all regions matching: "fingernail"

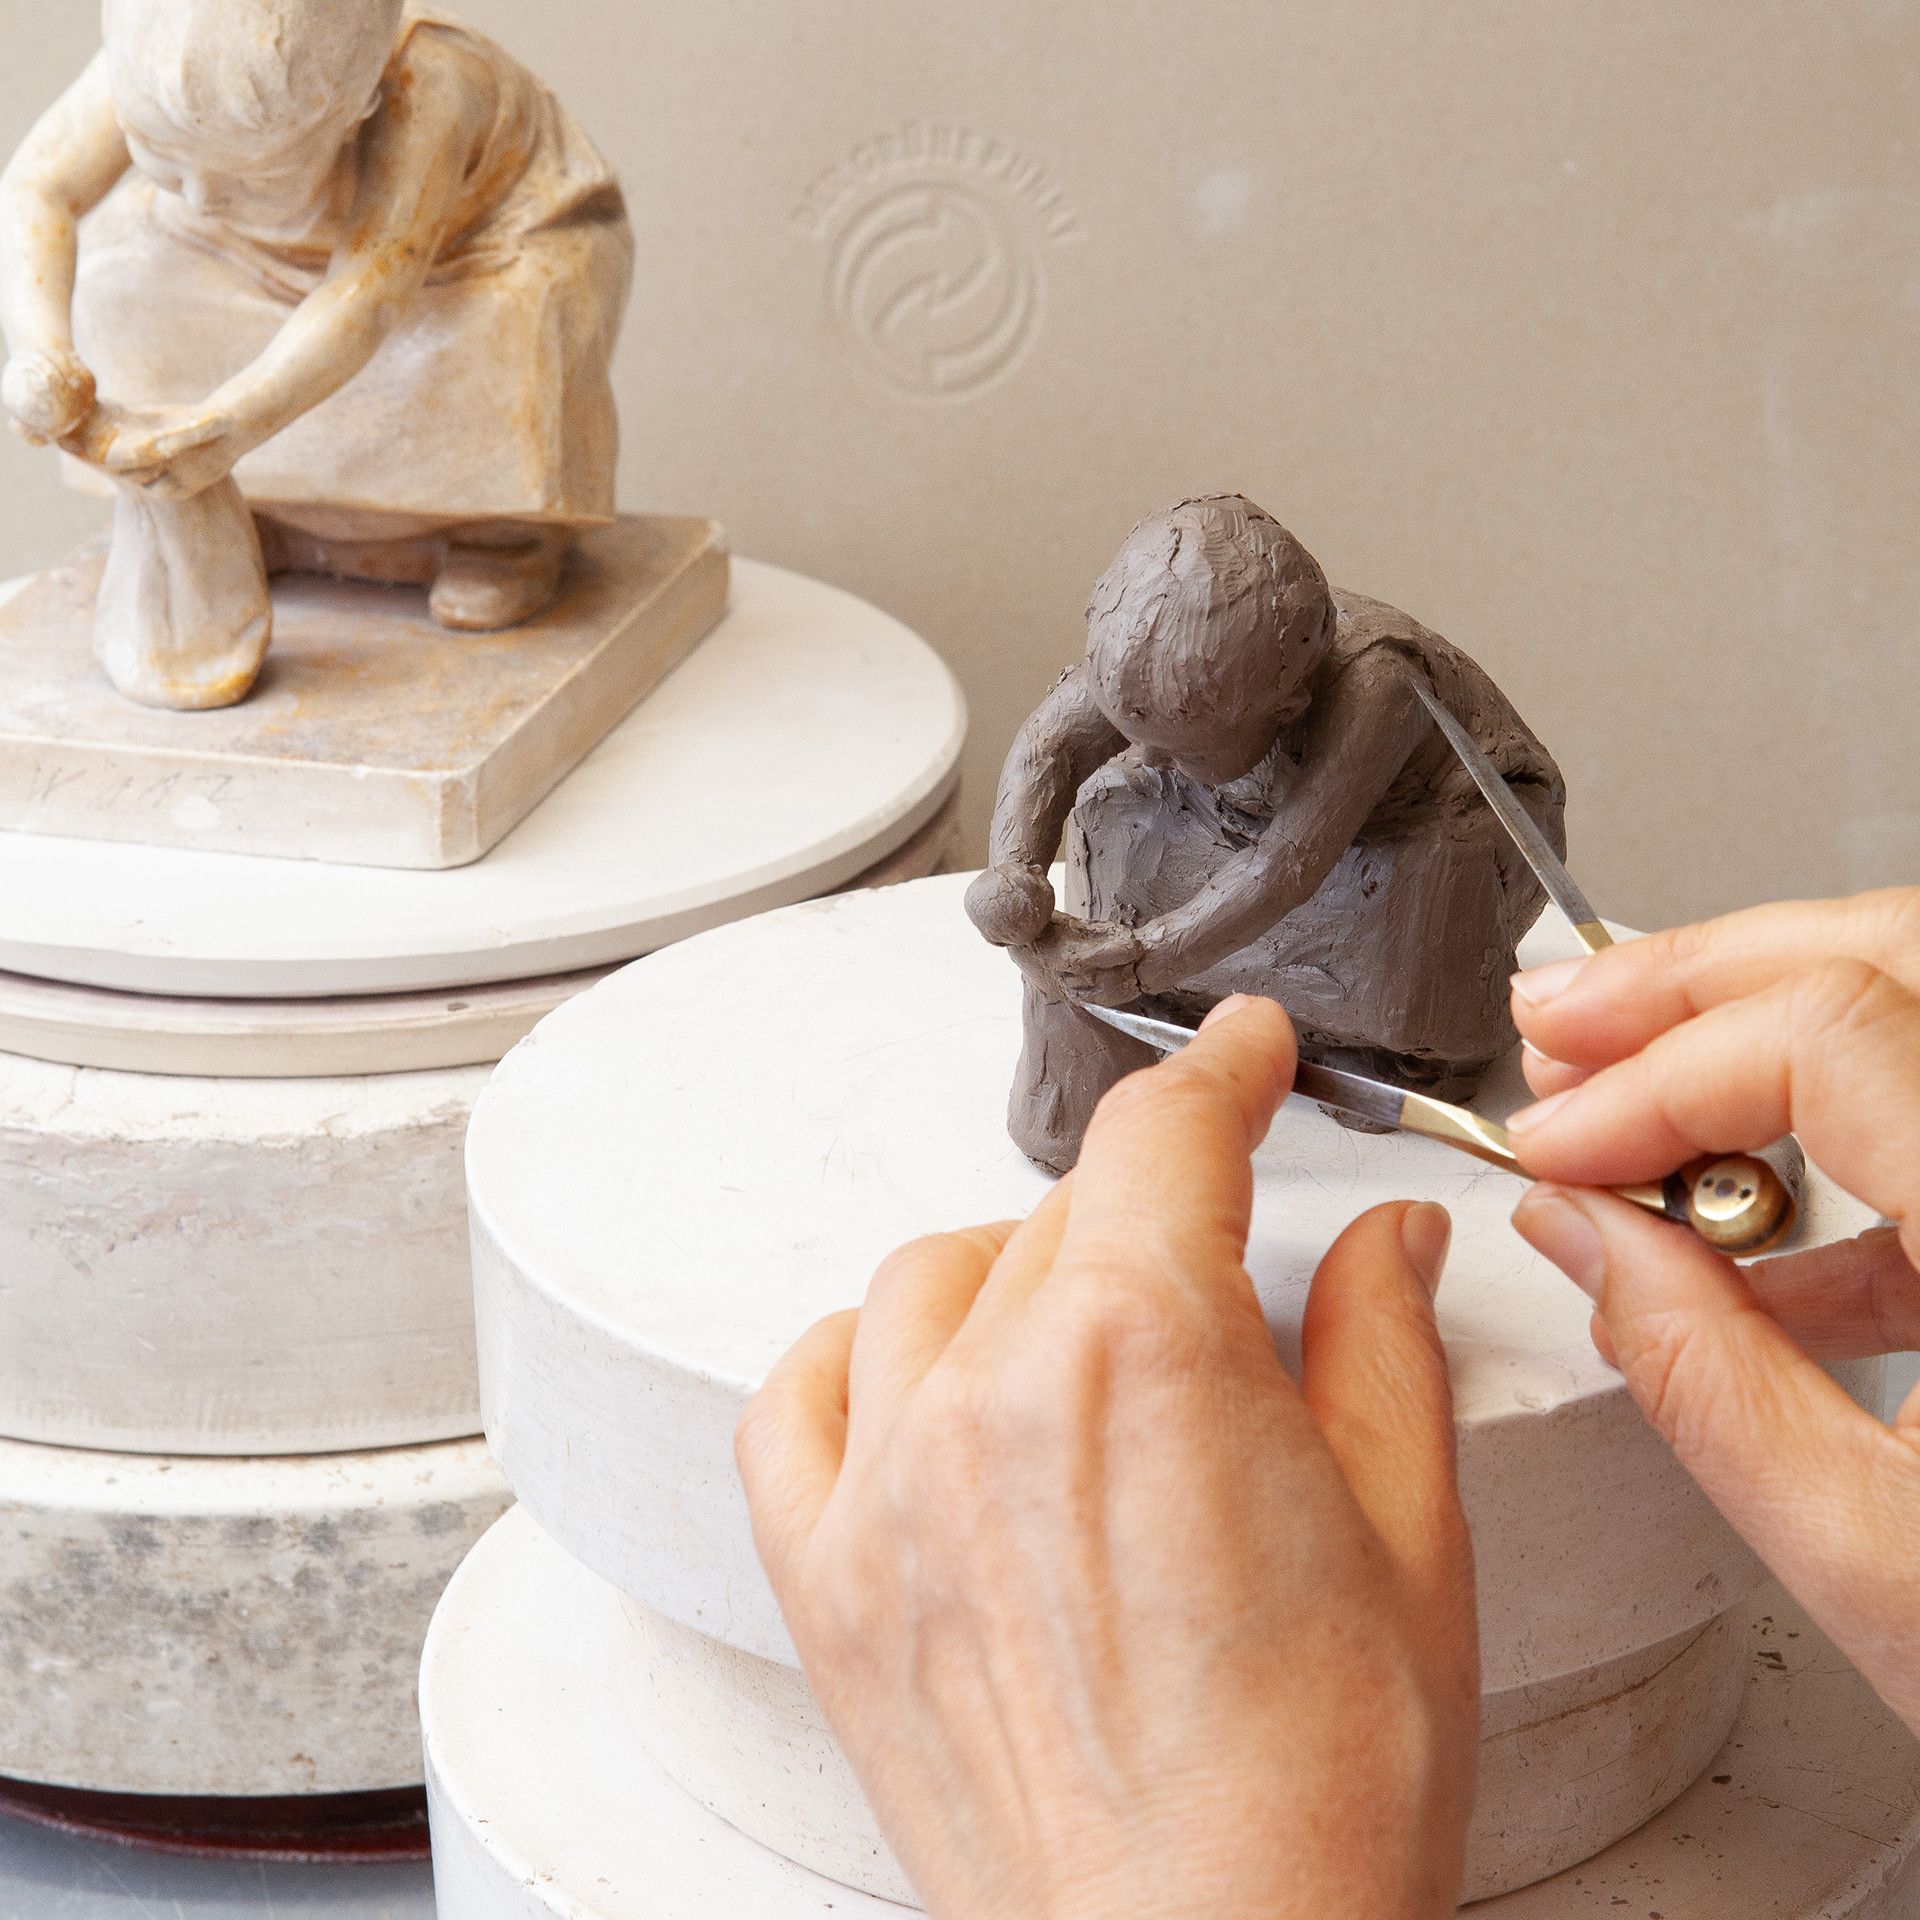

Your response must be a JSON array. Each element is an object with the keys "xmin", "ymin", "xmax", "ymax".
[
  {"xmin": 1512, "ymin": 1188, "xmax": 1607, "ymax": 1297},
  {"xmin": 1401, "ymin": 1201, "xmax": 1453, "ymax": 1298},
  {"xmin": 1201, "ymin": 993, "xmax": 1258, "ymax": 1029},
  {"xmin": 1507, "ymin": 1088, "xmax": 1575, "ymax": 1135},
  {"xmin": 1511, "ymin": 958, "xmax": 1588, "ymax": 1009}
]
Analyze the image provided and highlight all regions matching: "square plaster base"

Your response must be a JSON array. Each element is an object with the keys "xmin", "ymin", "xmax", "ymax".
[{"xmin": 0, "ymin": 515, "xmax": 728, "ymax": 869}]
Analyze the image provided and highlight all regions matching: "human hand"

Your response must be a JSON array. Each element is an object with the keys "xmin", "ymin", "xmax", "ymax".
[
  {"xmin": 738, "ymin": 996, "xmax": 1479, "ymax": 1920},
  {"xmin": 1506, "ymin": 888, "xmax": 1920, "ymax": 1732},
  {"xmin": 965, "ymin": 863, "xmax": 1056, "ymax": 947},
  {"xmin": 2, "ymin": 347, "xmax": 96, "ymax": 445},
  {"xmin": 84, "ymin": 402, "xmax": 247, "ymax": 500}
]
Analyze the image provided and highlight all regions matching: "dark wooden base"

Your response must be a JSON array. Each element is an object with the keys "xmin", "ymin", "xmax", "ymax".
[{"xmin": 0, "ymin": 1776, "xmax": 430, "ymax": 1862}]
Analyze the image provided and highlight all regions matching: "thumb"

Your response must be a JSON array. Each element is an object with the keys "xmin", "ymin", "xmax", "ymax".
[{"xmin": 1512, "ymin": 1185, "xmax": 1887, "ymax": 1614}]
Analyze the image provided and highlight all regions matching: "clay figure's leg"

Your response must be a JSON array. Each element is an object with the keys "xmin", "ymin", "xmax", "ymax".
[
  {"xmin": 430, "ymin": 523, "xmax": 574, "ymax": 632},
  {"xmin": 95, "ymin": 479, "xmax": 273, "ymax": 710},
  {"xmin": 255, "ymin": 513, "xmax": 442, "ymax": 589},
  {"xmin": 1009, "ymin": 979, "xmax": 1156, "ymax": 1175},
  {"xmin": 254, "ymin": 512, "xmax": 574, "ymax": 631}
]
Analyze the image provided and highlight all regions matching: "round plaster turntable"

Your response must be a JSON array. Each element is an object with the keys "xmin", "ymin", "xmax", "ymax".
[
  {"xmin": 0, "ymin": 560, "xmax": 964, "ymax": 1856},
  {"xmin": 427, "ymin": 873, "xmax": 1919, "ymax": 1915}
]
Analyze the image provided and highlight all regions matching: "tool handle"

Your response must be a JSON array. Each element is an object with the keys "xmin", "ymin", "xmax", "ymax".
[{"xmin": 1657, "ymin": 1154, "xmax": 1797, "ymax": 1257}]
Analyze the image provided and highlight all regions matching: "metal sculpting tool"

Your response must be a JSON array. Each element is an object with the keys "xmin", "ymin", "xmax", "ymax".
[
  {"xmin": 1402, "ymin": 675, "xmax": 1614, "ymax": 956},
  {"xmin": 1401, "ymin": 665, "xmax": 1803, "ymax": 1235},
  {"xmin": 1082, "ymin": 1003, "xmax": 1797, "ymax": 1257}
]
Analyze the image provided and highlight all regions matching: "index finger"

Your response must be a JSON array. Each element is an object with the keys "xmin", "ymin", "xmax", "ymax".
[
  {"xmin": 1513, "ymin": 890, "xmax": 1920, "ymax": 1070},
  {"xmin": 1053, "ymin": 993, "xmax": 1297, "ymax": 1298},
  {"xmin": 1510, "ymin": 960, "xmax": 1920, "ymax": 1263}
]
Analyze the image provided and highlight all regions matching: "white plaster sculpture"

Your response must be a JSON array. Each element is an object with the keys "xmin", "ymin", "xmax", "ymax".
[{"xmin": 0, "ymin": 0, "xmax": 632, "ymax": 709}]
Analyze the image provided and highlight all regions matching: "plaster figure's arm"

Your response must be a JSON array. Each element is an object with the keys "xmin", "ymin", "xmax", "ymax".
[
  {"xmin": 195, "ymin": 47, "xmax": 492, "ymax": 460},
  {"xmin": 0, "ymin": 55, "xmax": 129, "ymax": 436},
  {"xmin": 968, "ymin": 667, "xmax": 1126, "ymax": 946},
  {"xmin": 1136, "ymin": 656, "xmax": 1427, "ymax": 992}
]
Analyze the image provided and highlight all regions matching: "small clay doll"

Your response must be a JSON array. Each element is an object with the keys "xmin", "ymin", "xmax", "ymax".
[
  {"xmin": 967, "ymin": 495, "xmax": 1567, "ymax": 1174},
  {"xmin": 0, "ymin": 0, "xmax": 632, "ymax": 707}
]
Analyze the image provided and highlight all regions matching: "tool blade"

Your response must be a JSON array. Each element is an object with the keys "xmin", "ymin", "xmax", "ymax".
[
  {"xmin": 1405, "ymin": 675, "xmax": 1612, "ymax": 953},
  {"xmin": 1291, "ymin": 1061, "xmax": 1410, "ymax": 1132},
  {"xmin": 1081, "ymin": 1005, "xmax": 1412, "ymax": 1132}
]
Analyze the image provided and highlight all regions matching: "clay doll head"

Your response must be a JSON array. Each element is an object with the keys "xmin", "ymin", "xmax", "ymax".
[
  {"xmin": 1084, "ymin": 495, "xmax": 1336, "ymax": 787},
  {"xmin": 102, "ymin": 0, "xmax": 404, "ymax": 237}
]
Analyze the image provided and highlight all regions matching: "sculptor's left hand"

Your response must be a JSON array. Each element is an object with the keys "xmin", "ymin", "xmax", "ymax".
[
  {"xmin": 84, "ymin": 402, "xmax": 249, "ymax": 500},
  {"xmin": 738, "ymin": 996, "xmax": 1479, "ymax": 1920}
]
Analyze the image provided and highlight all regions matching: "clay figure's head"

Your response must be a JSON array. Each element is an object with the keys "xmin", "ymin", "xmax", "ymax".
[
  {"xmin": 1084, "ymin": 496, "xmax": 1335, "ymax": 787},
  {"xmin": 103, "ymin": 0, "xmax": 405, "ymax": 236}
]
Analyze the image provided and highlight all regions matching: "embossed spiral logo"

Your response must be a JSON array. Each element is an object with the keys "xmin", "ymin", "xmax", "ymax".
[{"xmin": 797, "ymin": 124, "xmax": 1081, "ymax": 403}]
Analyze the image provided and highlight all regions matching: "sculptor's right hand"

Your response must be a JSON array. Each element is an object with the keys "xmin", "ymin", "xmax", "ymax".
[
  {"xmin": 1507, "ymin": 888, "xmax": 1920, "ymax": 1732},
  {"xmin": 965, "ymin": 861, "xmax": 1055, "ymax": 947},
  {"xmin": 2, "ymin": 347, "xmax": 95, "ymax": 445}
]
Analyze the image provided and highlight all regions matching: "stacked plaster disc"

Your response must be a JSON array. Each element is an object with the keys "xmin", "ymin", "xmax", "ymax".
[
  {"xmin": 428, "ymin": 874, "xmax": 1920, "ymax": 1916},
  {"xmin": 0, "ymin": 563, "xmax": 964, "ymax": 1849}
]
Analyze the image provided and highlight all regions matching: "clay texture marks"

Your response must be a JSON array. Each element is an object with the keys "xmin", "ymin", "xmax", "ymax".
[{"xmin": 966, "ymin": 495, "xmax": 1566, "ymax": 1172}]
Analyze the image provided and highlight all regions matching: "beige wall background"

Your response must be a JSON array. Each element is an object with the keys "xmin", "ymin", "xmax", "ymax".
[{"xmin": 2, "ymin": 2, "xmax": 1914, "ymax": 932}]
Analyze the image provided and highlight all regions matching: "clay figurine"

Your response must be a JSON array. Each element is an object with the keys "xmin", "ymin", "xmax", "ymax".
[
  {"xmin": 967, "ymin": 495, "xmax": 1567, "ymax": 1174},
  {"xmin": 0, "ymin": 0, "xmax": 632, "ymax": 709}
]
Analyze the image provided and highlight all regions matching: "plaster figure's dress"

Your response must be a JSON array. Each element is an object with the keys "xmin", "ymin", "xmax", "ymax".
[
  {"xmin": 68, "ymin": 7, "xmax": 633, "ymax": 527},
  {"xmin": 1015, "ymin": 592, "xmax": 1566, "ymax": 1170}
]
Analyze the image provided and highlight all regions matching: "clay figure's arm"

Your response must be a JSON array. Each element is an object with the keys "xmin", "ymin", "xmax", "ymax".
[
  {"xmin": 0, "ymin": 55, "xmax": 129, "ymax": 439},
  {"xmin": 1135, "ymin": 652, "xmax": 1428, "ymax": 993},
  {"xmin": 967, "ymin": 667, "xmax": 1126, "ymax": 947},
  {"xmin": 95, "ymin": 38, "xmax": 494, "ymax": 495}
]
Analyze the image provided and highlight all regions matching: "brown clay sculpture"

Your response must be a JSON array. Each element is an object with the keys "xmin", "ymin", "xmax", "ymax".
[{"xmin": 966, "ymin": 495, "xmax": 1567, "ymax": 1174}]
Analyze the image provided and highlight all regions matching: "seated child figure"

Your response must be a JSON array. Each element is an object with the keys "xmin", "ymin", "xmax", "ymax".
[
  {"xmin": 0, "ymin": 0, "xmax": 632, "ymax": 641},
  {"xmin": 967, "ymin": 495, "xmax": 1567, "ymax": 1174}
]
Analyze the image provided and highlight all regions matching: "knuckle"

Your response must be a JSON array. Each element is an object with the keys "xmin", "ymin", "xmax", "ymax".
[
  {"xmin": 1662, "ymin": 916, "xmax": 1719, "ymax": 974},
  {"xmin": 869, "ymin": 1234, "xmax": 944, "ymax": 1290},
  {"xmin": 1872, "ymin": 887, "xmax": 1920, "ymax": 962},
  {"xmin": 1090, "ymin": 1062, "xmax": 1169, "ymax": 1126},
  {"xmin": 1096, "ymin": 1057, "xmax": 1216, "ymax": 1132},
  {"xmin": 731, "ymin": 1393, "xmax": 782, "ymax": 1482},
  {"xmin": 1059, "ymin": 1267, "xmax": 1224, "ymax": 1381},
  {"xmin": 1623, "ymin": 1309, "xmax": 1719, "ymax": 1459},
  {"xmin": 900, "ymin": 1362, "xmax": 999, "ymax": 1481},
  {"xmin": 1791, "ymin": 958, "xmax": 1899, "ymax": 1037}
]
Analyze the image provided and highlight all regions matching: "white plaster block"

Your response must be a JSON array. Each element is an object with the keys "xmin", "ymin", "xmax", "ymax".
[
  {"xmin": 0, "ymin": 1050, "xmax": 487, "ymax": 1454},
  {"xmin": 617, "ymin": 1591, "xmax": 1746, "ymax": 1906},
  {"xmin": 0, "ymin": 1435, "xmax": 508, "ymax": 1797},
  {"xmin": 467, "ymin": 875, "xmax": 1882, "ymax": 1689},
  {"xmin": 0, "ymin": 520, "xmax": 728, "ymax": 869},
  {"xmin": 421, "ymin": 1507, "xmax": 1920, "ymax": 1920},
  {"xmin": 0, "ymin": 795, "xmax": 958, "ymax": 1079},
  {"xmin": 0, "ymin": 561, "xmax": 967, "ymax": 999}
]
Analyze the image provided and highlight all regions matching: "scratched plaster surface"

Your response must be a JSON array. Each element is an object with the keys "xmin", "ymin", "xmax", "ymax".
[
  {"xmin": 0, "ymin": 1053, "xmax": 486, "ymax": 1454},
  {"xmin": 0, "ymin": 1437, "xmax": 509, "ymax": 1797}
]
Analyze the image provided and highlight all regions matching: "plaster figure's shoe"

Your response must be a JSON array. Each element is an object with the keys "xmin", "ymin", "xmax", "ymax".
[{"xmin": 430, "ymin": 530, "xmax": 571, "ymax": 632}]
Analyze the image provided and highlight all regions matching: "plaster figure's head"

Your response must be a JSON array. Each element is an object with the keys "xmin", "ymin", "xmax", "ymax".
[
  {"xmin": 1084, "ymin": 495, "xmax": 1335, "ymax": 787},
  {"xmin": 103, "ymin": 0, "xmax": 404, "ymax": 233}
]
